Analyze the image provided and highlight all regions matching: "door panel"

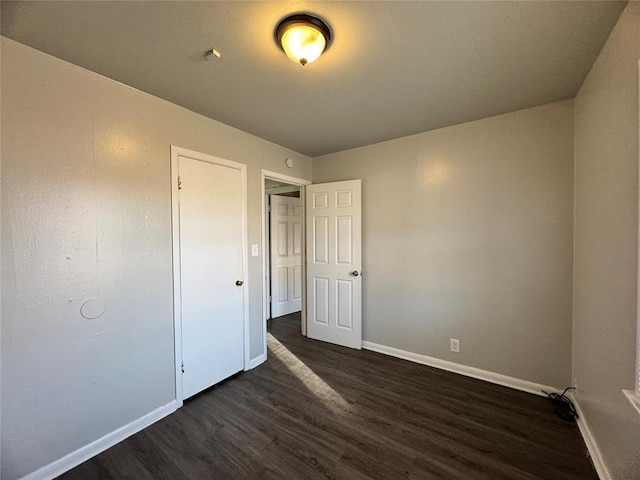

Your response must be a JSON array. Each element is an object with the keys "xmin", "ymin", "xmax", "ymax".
[
  {"xmin": 293, "ymin": 265, "xmax": 302, "ymax": 299},
  {"xmin": 314, "ymin": 277, "xmax": 329, "ymax": 325},
  {"xmin": 277, "ymin": 268, "xmax": 288, "ymax": 302},
  {"xmin": 336, "ymin": 280, "xmax": 353, "ymax": 329},
  {"xmin": 306, "ymin": 180, "xmax": 362, "ymax": 349},
  {"xmin": 314, "ymin": 217, "xmax": 329, "ymax": 263},
  {"xmin": 270, "ymin": 195, "xmax": 302, "ymax": 318},
  {"xmin": 179, "ymin": 155, "xmax": 244, "ymax": 400},
  {"xmin": 337, "ymin": 216, "xmax": 353, "ymax": 264}
]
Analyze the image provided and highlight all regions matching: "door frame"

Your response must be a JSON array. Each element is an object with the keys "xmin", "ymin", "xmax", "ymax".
[
  {"xmin": 261, "ymin": 170, "xmax": 311, "ymax": 350},
  {"xmin": 171, "ymin": 145, "xmax": 250, "ymax": 406}
]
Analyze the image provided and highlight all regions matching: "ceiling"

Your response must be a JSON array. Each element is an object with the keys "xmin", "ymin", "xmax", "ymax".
[{"xmin": 1, "ymin": 1, "xmax": 627, "ymax": 157}]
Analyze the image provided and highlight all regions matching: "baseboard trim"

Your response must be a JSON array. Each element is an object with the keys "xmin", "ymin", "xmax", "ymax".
[
  {"xmin": 571, "ymin": 396, "xmax": 612, "ymax": 480},
  {"xmin": 20, "ymin": 400, "xmax": 178, "ymax": 480},
  {"xmin": 247, "ymin": 353, "xmax": 266, "ymax": 370},
  {"xmin": 361, "ymin": 341, "xmax": 557, "ymax": 397}
]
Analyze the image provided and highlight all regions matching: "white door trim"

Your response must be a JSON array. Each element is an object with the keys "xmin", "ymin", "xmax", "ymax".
[
  {"xmin": 261, "ymin": 170, "xmax": 311, "ymax": 353},
  {"xmin": 171, "ymin": 145, "xmax": 249, "ymax": 406}
]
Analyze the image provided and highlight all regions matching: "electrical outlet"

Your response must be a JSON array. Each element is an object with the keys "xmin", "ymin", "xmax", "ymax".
[{"xmin": 450, "ymin": 338, "xmax": 460, "ymax": 353}]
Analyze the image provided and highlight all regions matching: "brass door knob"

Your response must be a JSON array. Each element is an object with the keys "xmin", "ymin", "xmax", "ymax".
[{"xmin": 236, "ymin": 280, "xmax": 244, "ymax": 286}]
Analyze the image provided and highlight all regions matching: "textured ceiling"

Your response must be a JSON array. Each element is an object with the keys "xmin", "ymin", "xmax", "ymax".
[{"xmin": 1, "ymin": 1, "xmax": 627, "ymax": 157}]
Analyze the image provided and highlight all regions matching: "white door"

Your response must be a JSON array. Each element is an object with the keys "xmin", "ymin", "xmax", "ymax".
[
  {"xmin": 178, "ymin": 155, "xmax": 245, "ymax": 400},
  {"xmin": 270, "ymin": 195, "xmax": 302, "ymax": 318},
  {"xmin": 306, "ymin": 180, "xmax": 362, "ymax": 349}
]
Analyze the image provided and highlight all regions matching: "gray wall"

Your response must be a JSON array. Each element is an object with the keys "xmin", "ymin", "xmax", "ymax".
[
  {"xmin": 0, "ymin": 37, "xmax": 311, "ymax": 480},
  {"xmin": 313, "ymin": 100, "xmax": 574, "ymax": 389},
  {"xmin": 573, "ymin": 2, "xmax": 640, "ymax": 478}
]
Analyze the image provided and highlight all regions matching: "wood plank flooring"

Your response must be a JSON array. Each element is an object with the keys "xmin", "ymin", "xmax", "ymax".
[{"xmin": 59, "ymin": 313, "xmax": 597, "ymax": 479}]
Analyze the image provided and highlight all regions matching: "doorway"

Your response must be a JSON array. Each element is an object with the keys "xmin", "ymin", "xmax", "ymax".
[
  {"xmin": 261, "ymin": 171, "xmax": 311, "ymax": 352},
  {"xmin": 261, "ymin": 171, "xmax": 364, "ymax": 361}
]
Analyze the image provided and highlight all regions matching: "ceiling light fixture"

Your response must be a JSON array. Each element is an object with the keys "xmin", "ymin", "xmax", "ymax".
[{"xmin": 275, "ymin": 13, "xmax": 332, "ymax": 66}]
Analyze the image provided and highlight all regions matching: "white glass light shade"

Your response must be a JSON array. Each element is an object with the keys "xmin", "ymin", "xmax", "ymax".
[
  {"xmin": 276, "ymin": 14, "xmax": 332, "ymax": 66},
  {"xmin": 281, "ymin": 23, "xmax": 326, "ymax": 66}
]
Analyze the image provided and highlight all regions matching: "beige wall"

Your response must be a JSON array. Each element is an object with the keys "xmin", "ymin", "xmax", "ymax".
[
  {"xmin": 314, "ymin": 100, "xmax": 575, "ymax": 389},
  {"xmin": 0, "ymin": 37, "xmax": 311, "ymax": 480},
  {"xmin": 573, "ymin": 3, "xmax": 640, "ymax": 479}
]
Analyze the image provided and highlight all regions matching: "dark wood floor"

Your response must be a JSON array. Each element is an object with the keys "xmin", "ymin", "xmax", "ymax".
[{"xmin": 59, "ymin": 313, "xmax": 597, "ymax": 479}]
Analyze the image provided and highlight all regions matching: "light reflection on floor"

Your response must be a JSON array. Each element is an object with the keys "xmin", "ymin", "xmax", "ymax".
[{"xmin": 268, "ymin": 332, "xmax": 350, "ymax": 413}]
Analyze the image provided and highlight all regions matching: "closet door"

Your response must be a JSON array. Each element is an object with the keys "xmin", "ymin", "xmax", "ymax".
[{"xmin": 177, "ymin": 154, "xmax": 245, "ymax": 400}]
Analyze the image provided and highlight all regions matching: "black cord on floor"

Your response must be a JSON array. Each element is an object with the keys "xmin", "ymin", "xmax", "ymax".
[{"xmin": 542, "ymin": 386, "xmax": 579, "ymax": 421}]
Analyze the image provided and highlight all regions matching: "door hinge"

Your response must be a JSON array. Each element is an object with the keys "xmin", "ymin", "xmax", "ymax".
[
  {"xmin": 269, "ymin": 295, "xmax": 272, "ymax": 303},
  {"xmin": 267, "ymin": 205, "xmax": 271, "ymax": 212},
  {"xmin": 178, "ymin": 176, "xmax": 182, "ymax": 190},
  {"xmin": 181, "ymin": 361, "xmax": 184, "ymax": 373}
]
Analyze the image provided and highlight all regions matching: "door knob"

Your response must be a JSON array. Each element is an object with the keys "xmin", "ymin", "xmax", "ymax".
[
  {"xmin": 236, "ymin": 280, "xmax": 244, "ymax": 286},
  {"xmin": 349, "ymin": 271, "xmax": 359, "ymax": 277}
]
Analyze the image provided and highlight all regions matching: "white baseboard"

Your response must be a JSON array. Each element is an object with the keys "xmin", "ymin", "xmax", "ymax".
[
  {"xmin": 21, "ymin": 400, "xmax": 178, "ymax": 480},
  {"xmin": 571, "ymin": 396, "xmax": 612, "ymax": 480},
  {"xmin": 361, "ymin": 341, "xmax": 557, "ymax": 397},
  {"xmin": 622, "ymin": 389, "xmax": 640, "ymax": 416},
  {"xmin": 247, "ymin": 353, "xmax": 266, "ymax": 370}
]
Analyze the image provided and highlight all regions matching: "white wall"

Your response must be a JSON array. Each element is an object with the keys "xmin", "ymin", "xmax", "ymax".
[
  {"xmin": 573, "ymin": 2, "xmax": 640, "ymax": 478},
  {"xmin": 314, "ymin": 100, "xmax": 574, "ymax": 389},
  {"xmin": 0, "ymin": 37, "xmax": 311, "ymax": 480}
]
